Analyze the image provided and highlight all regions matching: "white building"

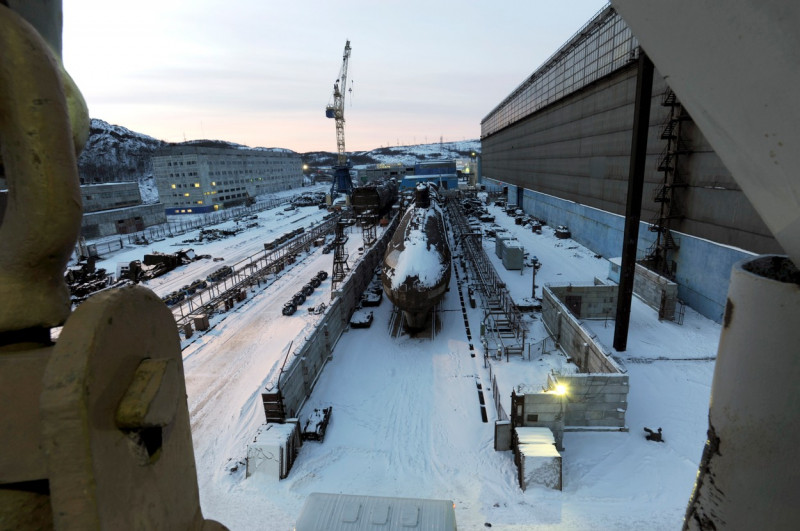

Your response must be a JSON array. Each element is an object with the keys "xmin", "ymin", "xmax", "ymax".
[{"xmin": 152, "ymin": 143, "xmax": 303, "ymax": 214}]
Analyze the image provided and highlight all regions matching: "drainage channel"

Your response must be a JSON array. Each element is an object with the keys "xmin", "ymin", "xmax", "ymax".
[{"xmin": 452, "ymin": 251, "xmax": 486, "ymax": 422}]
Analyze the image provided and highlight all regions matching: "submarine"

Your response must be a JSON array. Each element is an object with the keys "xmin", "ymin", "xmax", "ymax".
[{"xmin": 382, "ymin": 183, "xmax": 452, "ymax": 330}]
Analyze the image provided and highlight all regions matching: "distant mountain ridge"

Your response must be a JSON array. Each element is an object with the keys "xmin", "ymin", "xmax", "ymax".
[
  {"xmin": 78, "ymin": 119, "xmax": 165, "ymax": 184},
  {"xmin": 78, "ymin": 118, "xmax": 480, "ymax": 185}
]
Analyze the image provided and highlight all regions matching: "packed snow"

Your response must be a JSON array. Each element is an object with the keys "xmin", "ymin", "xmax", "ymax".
[
  {"xmin": 82, "ymin": 187, "xmax": 719, "ymax": 530},
  {"xmin": 386, "ymin": 202, "xmax": 449, "ymax": 290}
]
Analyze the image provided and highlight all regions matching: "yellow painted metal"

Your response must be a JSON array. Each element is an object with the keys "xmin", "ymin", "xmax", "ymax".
[{"xmin": 0, "ymin": 4, "xmax": 85, "ymax": 332}]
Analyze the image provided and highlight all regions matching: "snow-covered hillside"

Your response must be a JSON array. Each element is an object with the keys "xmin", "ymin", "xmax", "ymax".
[
  {"xmin": 83, "ymin": 118, "xmax": 480, "ymax": 206},
  {"xmin": 78, "ymin": 118, "xmax": 165, "ymax": 184},
  {"xmin": 302, "ymin": 139, "xmax": 481, "ymax": 169}
]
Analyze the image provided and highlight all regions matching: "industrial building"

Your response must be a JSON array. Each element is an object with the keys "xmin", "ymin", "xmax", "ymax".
[
  {"xmin": 479, "ymin": 5, "xmax": 782, "ymax": 322},
  {"xmin": 79, "ymin": 182, "xmax": 166, "ymax": 238},
  {"xmin": 399, "ymin": 160, "xmax": 459, "ymax": 190},
  {"xmin": 361, "ymin": 162, "xmax": 411, "ymax": 184},
  {"xmin": 152, "ymin": 143, "xmax": 303, "ymax": 215}
]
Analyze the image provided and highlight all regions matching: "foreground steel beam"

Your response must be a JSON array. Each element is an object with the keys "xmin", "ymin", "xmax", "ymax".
[
  {"xmin": 613, "ymin": 51, "xmax": 653, "ymax": 352},
  {"xmin": 611, "ymin": 1, "xmax": 800, "ymax": 527}
]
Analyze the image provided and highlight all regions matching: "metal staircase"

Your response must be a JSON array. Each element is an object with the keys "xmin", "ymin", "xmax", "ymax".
[{"xmin": 644, "ymin": 87, "xmax": 691, "ymax": 278}]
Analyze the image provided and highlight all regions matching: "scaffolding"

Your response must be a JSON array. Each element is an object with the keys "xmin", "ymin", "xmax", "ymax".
[
  {"xmin": 446, "ymin": 195, "xmax": 525, "ymax": 356},
  {"xmin": 331, "ymin": 221, "xmax": 350, "ymax": 291}
]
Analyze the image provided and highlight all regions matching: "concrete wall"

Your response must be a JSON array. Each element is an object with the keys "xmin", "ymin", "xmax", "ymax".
[
  {"xmin": 512, "ymin": 391, "xmax": 564, "ymax": 450},
  {"xmin": 548, "ymin": 283, "xmax": 617, "ymax": 320},
  {"xmin": 542, "ymin": 285, "xmax": 623, "ymax": 374},
  {"xmin": 481, "ymin": 63, "xmax": 781, "ymax": 256},
  {"xmin": 609, "ymin": 259, "xmax": 678, "ymax": 319},
  {"xmin": 511, "ymin": 370, "xmax": 629, "ymax": 434},
  {"xmin": 548, "ymin": 373, "xmax": 629, "ymax": 428}
]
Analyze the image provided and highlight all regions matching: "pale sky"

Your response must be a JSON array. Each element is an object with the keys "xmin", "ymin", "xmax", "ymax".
[{"xmin": 62, "ymin": 1, "xmax": 608, "ymax": 153}]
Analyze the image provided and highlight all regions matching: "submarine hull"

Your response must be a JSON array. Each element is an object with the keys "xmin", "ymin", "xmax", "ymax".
[{"xmin": 382, "ymin": 185, "xmax": 451, "ymax": 331}]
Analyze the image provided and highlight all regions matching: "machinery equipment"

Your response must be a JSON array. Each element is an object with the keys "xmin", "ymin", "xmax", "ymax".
[{"xmin": 325, "ymin": 40, "xmax": 353, "ymax": 198}]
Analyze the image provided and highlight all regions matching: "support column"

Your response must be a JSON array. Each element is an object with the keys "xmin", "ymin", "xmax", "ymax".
[{"xmin": 613, "ymin": 50, "xmax": 653, "ymax": 351}]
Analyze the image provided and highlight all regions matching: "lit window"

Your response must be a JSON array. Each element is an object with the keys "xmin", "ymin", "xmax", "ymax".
[
  {"xmin": 170, "ymin": 184, "xmax": 176, "ymax": 189},
  {"xmin": 187, "ymin": 209, "xmax": 192, "ymax": 212},
  {"xmin": 184, "ymin": 193, "xmax": 190, "ymax": 197},
  {"xmin": 211, "ymin": 181, "xmax": 216, "ymax": 186},
  {"xmin": 197, "ymin": 200, "xmax": 203, "ymax": 205},
  {"xmin": 194, "ymin": 183, "xmax": 200, "ymax": 187}
]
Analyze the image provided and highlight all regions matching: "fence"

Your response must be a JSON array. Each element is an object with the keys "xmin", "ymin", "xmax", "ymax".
[
  {"xmin": 487, "ymin": 362, "xmax": 509, "ymax": 422},
  {"xmin": 74, "ymin": 196, "xmax": 296, "ymax": 257},
  {"xmin": 128, "ymin": 196, "xmax": 293, "ymax": 245},
  {"xmin": 76, "ymin": 237, "xmax": 124, "ymax": 258}
]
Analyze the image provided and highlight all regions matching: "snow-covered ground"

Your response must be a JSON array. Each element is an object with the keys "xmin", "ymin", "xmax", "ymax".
[{"xmin": 87, "ymin": 191, "xmax": 720, "ymax": 530}]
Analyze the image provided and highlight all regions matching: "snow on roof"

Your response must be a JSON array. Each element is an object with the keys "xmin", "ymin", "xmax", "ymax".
[{"xmin": 388, "ymin": 204, "xmax": 448, "ymax": 290}]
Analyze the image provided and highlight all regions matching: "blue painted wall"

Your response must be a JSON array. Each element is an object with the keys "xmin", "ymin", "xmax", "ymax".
[{"xmin": 484, "ymin": 178, "xmax": 754, "ymax": 322}]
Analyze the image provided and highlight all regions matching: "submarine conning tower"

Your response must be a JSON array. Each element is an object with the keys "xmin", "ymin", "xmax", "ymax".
[
  {"xmin": 414, "ymin": 183, "xmax": 431, "ymax": 208},
  {"xmin": 382, "ymin": 183, "xmax": 451, "ymax": 331}
]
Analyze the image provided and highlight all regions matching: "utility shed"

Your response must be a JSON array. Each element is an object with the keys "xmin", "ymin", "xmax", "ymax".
[
  {"xmin": 514, "ymin": 427, "xmax": 562, "ymax": 491},
  {"xmin": 502, "ymin": 241, "xmax": 524, "ymax": 270},
  {"xmin": 494, "ymin": 230, "xmax": 513, "ymax": 258},
  {"xmin": 295, "ymin": 492, "xmax": 457, "ymax": 531}
]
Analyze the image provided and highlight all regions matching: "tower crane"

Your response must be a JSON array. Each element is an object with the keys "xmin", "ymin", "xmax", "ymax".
[{"xmin": 326, "ymin": 40, "xmax": 353, "ymax": 198}]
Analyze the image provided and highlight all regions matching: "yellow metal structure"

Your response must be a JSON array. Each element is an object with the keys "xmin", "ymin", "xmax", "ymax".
[{"xmin": 0, "ymin": 4, "xmax": 226, "ymax": 529}]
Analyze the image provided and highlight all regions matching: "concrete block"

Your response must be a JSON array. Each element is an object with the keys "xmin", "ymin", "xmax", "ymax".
[
  {"xmin": 515, "ymin": 427, "xmax": 562, "ymax": 491},
  {"xmin": 518, "ymin": 445, "xmax": 562, "ymax": 491},
  {"xmin": 585, "ymin": 410, "xmax": 603, "ymax": 420}
]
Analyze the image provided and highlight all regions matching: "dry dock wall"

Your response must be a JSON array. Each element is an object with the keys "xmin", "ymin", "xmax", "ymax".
[{"xmin": 262, "ymin": 217, "xmax": 399, "ymax": 422}]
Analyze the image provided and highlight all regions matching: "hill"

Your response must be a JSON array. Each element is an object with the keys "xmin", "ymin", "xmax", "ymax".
[
  {"xmin": 78, "ymin": 118, "xmax": 165, "ymax": 185},
  {"xmin": 76, "ymin": 119, "xmax": 481, "ymax": 202},
  {"xmin": 302, "ymin": 140, "xmax": 481, "ymax": 170}
]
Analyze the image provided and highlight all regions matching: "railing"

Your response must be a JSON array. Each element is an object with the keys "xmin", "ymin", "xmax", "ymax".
[
  {"xmin": 129, "ymin": 196, "xmax": 294, "ymax": 245},
  {"xmin": 171, "ymin": 214, "xmax": 339, "ymax": 329},
  {"xmin": 446, "ymin": 195, "xmax": 525, "ymax": 347}
]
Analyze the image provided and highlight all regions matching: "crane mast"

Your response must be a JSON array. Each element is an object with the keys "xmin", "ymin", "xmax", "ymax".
[{"xmin": 326, "ymin": 40, "xmax": 353, "ymax": 197}]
